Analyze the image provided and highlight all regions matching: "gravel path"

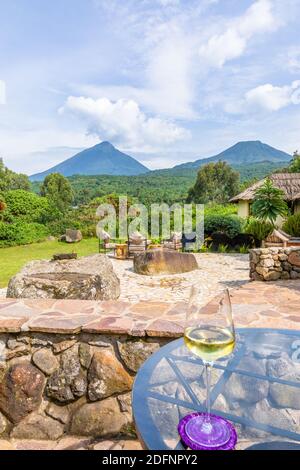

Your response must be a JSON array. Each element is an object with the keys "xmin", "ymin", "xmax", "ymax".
[{"xmin": 111, "ymin": 253, "xmax": 250, "ymax": 304}]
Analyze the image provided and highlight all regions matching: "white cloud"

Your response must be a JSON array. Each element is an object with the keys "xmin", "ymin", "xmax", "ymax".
[
  {"xmin": 157, "ymin": 0, "xmax": 180, "ymax": 6},
  {"xmin": 287, "ymin": 48, "xmax": 300, "ymax": 72},
  {"xmin": 0, "ymin": 80, "xmax": 6, "ymax": 104},
  {"xmin": 59, "ymin": 96, "xmax": 190, "ymax": 150},
  {"xmin": 198, "ymin": 0, "xmax": 279, "ymax": 68},
  {"xmin": 144, "ymin": 27, "xmax": 195, "ymax": 119},
  {"xmin": 225, "ymin": 80, "xmax": 300, "ymax": 113},
  {"xmin": 82, "ymin": 2, "xmax": 200, "ymax": 119},
  {"xmin": 84, "ymin": 1, "xmax": 282, "ymax": 121},
  {"xmin": 245, "ymin": 81, "xmax": 300, "ymax": 111},
  {"xmin": 76, "ymin": 29, "xmax": 196, "ymax": 120}
]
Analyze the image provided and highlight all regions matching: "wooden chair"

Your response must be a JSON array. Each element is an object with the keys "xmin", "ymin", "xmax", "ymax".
[
  {"xmin": 162, "ymin": 232, "xmax": 182, "ymax": 251},
  {"xmin": 98, "ymin": 238, "xmax": 117, "ymax": 254},
  {"xmin": 127, "ymin": 232, "xmax": 150, "ymax": 257},
  {"xmin": 264, "ymin": 229, "xmax": 291, "ymax": 248},
  {"xmin": 98, "ymin": 230, "xmax": 116, "ymax": 254}
]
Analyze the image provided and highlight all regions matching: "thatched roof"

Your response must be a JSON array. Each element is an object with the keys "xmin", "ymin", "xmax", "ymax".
[{"xmin": 230, "ymin": 173, "xmax": 300, "ymax": 202}]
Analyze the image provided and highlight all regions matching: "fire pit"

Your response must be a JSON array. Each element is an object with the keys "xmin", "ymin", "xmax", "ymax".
[{"xmin": 133, "ymin": 249, "xmax": 198, "ymax": 276}]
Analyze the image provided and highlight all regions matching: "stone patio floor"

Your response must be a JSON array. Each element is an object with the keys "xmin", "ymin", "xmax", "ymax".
[
  {"xmin": 0, "ymin": 279, "xmax": 299, "ymax": 335},
  {"xmin": 0, "ymin": 253, "xmax": 250, "ymax": 303},
  {"xmin": 111, "ymin": 252, "xmax": 249, "ymax": 303}
]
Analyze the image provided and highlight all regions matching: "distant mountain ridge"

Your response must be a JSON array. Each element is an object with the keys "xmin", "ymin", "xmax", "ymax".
[
  {"xmin": 30, "ymin": 140, "xmax": 291, "ymax": 182},
  {"xmin": 172, "ymin": 141, "xmax": 291, "ymax": 171},
  {"xmin": 30, "ymin": 141, "xmax": 149, "ymax": 181}
]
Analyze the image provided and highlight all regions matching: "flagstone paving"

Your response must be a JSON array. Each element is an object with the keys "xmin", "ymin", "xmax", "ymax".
[{"xmin": 0, "ymin": 279, "xmax": 299, "ymax": 335}]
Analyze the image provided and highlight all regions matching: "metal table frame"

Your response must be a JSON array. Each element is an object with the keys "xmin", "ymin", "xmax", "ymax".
[{"xmin": 132, "ymin": 328, "xmax": 300, "ymax": 450}]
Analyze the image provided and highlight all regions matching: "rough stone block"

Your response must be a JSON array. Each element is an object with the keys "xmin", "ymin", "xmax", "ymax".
[{"xmin": 0, "ymin": 363, "xmax": 45, "ymax": 424}]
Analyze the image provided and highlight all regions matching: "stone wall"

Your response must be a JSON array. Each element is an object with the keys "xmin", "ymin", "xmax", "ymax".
[
  {"xmin": 250, "ymin": 247, "xmax": 300, "ymax": 281},
  {"xmin": 0, "ymin": 331, "xmax": 167, "ymax": 440}
]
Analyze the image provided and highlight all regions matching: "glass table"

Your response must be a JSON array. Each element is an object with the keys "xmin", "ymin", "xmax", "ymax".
[{"xmin": 132, "ymin": 329, "xmax": 300, "ymax": 450}]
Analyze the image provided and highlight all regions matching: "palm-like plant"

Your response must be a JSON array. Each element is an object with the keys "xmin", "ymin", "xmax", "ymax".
[{"xmin": 252, "ymin": 178, "xmax": 288, "ymax": 226}]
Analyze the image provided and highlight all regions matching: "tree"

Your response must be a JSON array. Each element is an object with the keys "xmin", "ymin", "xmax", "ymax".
[
  {"xmin": 0, "ymin": 158, "xmax": 30, "ymax": 192},
  {"xmin": 186, "ymin": 161, "xmax": 240, "ymax": 204},
  {"xmin": 252, "ymin": 178, "xmax": 288, "ymax": 225},
  {"xmin": 40, "ymin": 173, "xmax": 74, "ymax": 213},
  {"xmin": 289, "ymin": 151, "xmax": 300, "ymax": 173}
]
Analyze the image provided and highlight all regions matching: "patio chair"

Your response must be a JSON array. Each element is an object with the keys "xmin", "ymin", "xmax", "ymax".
[
  {"xmin": 98, "ymin": 229, "xmax": 116, "ymax": 254},
  {"xmin": 182, "ymin": 232, "xmax": 197, "ymax": 252},
  {"xmin": 162, "ymin": 232, "xmax": 183, "ymax": 251},
  {"xmin": 264, "ymin": 229, "xmax": 291, "ymax": 248},
  {"xmin": 127, "ymin": 231, "xmax": 150, "ymax": 257}
]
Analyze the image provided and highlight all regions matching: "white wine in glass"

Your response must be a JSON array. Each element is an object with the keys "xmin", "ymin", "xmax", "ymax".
[
  {"xmin": 184, "ymin": 325, "xmax": 235, "ymax": 363},
  {"xmin": 180, "ymin": 287, "xmax": 236, "ymax": 450}
]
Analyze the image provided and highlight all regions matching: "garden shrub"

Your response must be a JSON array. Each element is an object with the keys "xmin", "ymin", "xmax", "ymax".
[
  {"xmin": 204, "ymin": 203, "xmax": 238, "ymax": 217},
  {"xmin": 231, "ymin": 233, "xmax": 257, "ymax": 249},
  {"xmin": 209, "ymin": 232, "xmax": 232, "ymax": 251},
  {"xmin": 2, "ymin": 190, "xmax": 51, "ymax": 223},
  {"xmin": 46, "ymin": 217, "xmax": 96, "ymax": 238},
  {"xmin": 244, "ymin": 217, "xmax": 273, "ymax": 241},
  {"xmin": 209, "ymin": 232, "xmax": 256, "ymax": 252},
  {"xmin": 204, "ymin": 214, "xmax": 243, "ymax": 238},
  {"xmin": 283, "ymin": 213, "xmax": 300, "ymax": 237},
  {"xmin": 0, "ymin": 221, "xmax": 49, "ymax": 247}
]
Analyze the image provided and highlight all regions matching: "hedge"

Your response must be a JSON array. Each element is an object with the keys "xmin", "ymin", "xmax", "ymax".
[
  {"xmin": 204, "ymin": 214, "xmax": 243, "ymax": 238},
  {"xmin": 0, "ymin": 222, "xmax": 50, "ymax": 247}
]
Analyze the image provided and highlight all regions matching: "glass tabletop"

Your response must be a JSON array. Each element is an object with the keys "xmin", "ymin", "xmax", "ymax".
[{"xmin": 132, "ymin": 329, "xmax": 300, "ymax": 450}]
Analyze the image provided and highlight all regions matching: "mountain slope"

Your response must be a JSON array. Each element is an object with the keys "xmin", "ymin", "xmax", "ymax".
[
  {"xmin": 172, "ymin": 141, "xmax": 291, "ymax": 171},
  {"xmin": 152, "ymin": 161, "xmax": 287, "ymax": 182},
  {"xmin": 30, "ymin": 141, "xmax": 149, "ymax": 181}
]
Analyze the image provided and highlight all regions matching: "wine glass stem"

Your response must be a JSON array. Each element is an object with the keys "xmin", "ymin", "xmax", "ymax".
[{"xmin": 205, "ymin": 362, "xmax": 212, "ymax": 423}]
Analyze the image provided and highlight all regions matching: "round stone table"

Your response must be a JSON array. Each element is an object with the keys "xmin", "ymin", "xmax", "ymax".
[{"xmin": 132, "ymin": 328, "xmax": 300, "ymax": 450}]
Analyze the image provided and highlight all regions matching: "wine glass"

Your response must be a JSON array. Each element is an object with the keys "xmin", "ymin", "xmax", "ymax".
[{"xmin": 179, "ymin": 286, "xmax": 236, "ymax": 450}]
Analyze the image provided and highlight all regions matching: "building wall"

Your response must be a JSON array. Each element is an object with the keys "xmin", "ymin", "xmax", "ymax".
[
  {"xmin": 275, "ymin": 215, "xmax": 285, "ymax": 228},
  {"xmin": 237, "ymin": 200, "xmax": 250, "ymax": 218},
  {"xmin": 237, "ymin": 199, "xmax": 300, "ymax": 227}
]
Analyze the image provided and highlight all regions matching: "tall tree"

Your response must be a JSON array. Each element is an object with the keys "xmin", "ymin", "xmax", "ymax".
[
  {"xmin": 186, "ymin": 161, "xmax": 240, "ymax": 204},
  {"xmin": 289, "ymin": 151, "xmax": 300, "ymax": 173},
  {"xmin": 252, "ymin": 178, "xmax": 288, "ymax": 225},
  {"xmin": 40, "ymin": 173, "xmax": 74, "ymax": 213},
  {"xmin": 0, "ymin": 158, "xmax": 30, "ymax": 192}
]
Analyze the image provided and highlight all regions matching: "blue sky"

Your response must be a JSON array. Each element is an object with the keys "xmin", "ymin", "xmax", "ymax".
[{"xmin": 0, "ymin": 0, "xmax": 300, "ymax": 174}]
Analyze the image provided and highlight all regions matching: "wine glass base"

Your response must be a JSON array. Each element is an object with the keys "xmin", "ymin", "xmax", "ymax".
[{"xmin": 178, "ymin": 412, "xmax": 237, "ymax": 450}]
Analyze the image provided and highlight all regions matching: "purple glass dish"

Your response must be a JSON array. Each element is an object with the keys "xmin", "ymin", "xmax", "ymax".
[{"xmin": 178, "ymin": 412, "xmax": 237, "ymax": 451}]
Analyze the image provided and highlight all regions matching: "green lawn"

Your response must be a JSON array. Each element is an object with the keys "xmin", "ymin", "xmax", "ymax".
[{"xmin": 0, "ymin": 238, "xmax": 100, "ymax": 288}]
